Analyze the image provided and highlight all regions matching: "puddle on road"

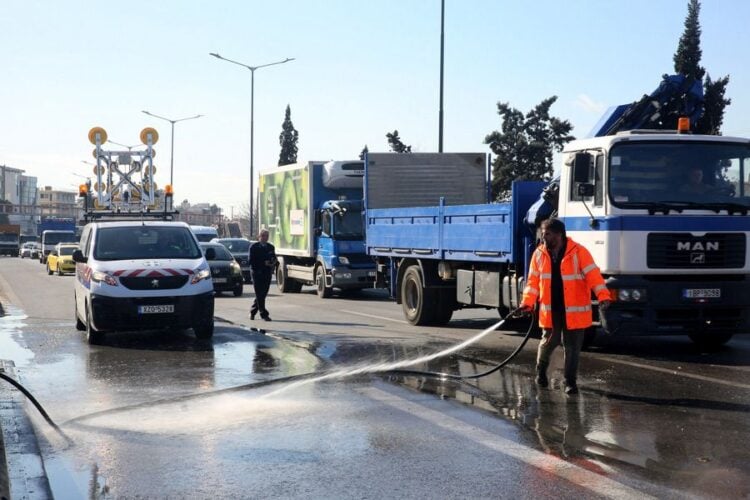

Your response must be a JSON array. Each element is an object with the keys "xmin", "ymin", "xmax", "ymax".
[{"xmin": 0, "ymin": 304, "xmax": 34, "ymax": 367}]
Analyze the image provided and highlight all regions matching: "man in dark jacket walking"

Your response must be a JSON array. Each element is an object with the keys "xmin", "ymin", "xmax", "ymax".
[{"xmin": 249, "ymin": 228, "xmax": 277, "ymax": 321}]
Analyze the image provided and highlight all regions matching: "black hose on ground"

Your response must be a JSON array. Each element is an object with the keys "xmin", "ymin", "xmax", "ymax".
[
  {"xmin": 0, "ymin": 372, "xmax": 72, "ymax": 444},
  {"xmin": 383, "ymin": 308, "xmax": 536, "ymax": 380}
]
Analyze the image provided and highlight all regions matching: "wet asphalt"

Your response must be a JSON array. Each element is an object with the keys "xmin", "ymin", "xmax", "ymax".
[{"xmin": 1, "ymin": 256, "xmax": 749, "ymax": 498}]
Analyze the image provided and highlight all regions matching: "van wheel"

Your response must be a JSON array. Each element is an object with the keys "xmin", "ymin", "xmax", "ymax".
[
  {"xmin": 57, "ymin": 266, "xmax": 63, "ymax": 276},
  {"xmin": 315, "ymin": 265, "xmax": 332, "ymax": 298},
  {"xmin": 194, "ymin": 319, "xmax": 214, "ymax": 339},
  {"xmin": 85, "ymin": 304, "xmax": 104, "ymax": 345},
  {"xmin": 401, "ymin": 265, "xmax": 435, "ymax": 325},
  {"xmin": 75, "ymin": 296, "xmax": 85, "ymax": 331}
]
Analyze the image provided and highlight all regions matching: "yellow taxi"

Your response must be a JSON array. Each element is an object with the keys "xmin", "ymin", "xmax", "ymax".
[{"xmin": 47, "ymin": 243, "xmax": 79, "ymax": 276}]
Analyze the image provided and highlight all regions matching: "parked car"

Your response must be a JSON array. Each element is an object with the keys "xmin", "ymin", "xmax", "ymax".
[
  {"xmin": 47, "ymin": 243, "xmax": 79, "ymax": 275},
  {"xmin": 20, "ymin": 242, "xmax": 41, "ymax": 259},
  {"xmin": 200, "ymin": 242, "xmax": 244, "ymax": 296},
  {"xmin": 212, "ymin": 237, "xmax": 254, "ymax": 283}
]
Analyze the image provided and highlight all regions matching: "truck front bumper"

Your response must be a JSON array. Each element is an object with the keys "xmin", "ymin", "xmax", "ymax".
[
  {"xmin": 329, "ymin": 267, "xmax": 376, "ymax": 289},
  {"xmin": 600, "ymin": 276, "xmax": 750, "ymax": 336}
]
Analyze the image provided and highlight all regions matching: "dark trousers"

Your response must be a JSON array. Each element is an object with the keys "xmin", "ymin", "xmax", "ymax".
[
  {"xmin": 250, "ymin": 271, "xmax": 272, "ymax": 317},
  {"xmin": 536, "ymin": 322, "xmax": 584, "ymax": 385}
]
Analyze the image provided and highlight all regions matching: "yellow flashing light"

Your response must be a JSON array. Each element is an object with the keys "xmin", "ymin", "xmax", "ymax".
[
  {"xmin": 165, "ymin": 184, "xmax": 173, "ymax": 195},
  {"xmin": 78, "ymin": 184, "xmax": 88, "ymax": 197}
]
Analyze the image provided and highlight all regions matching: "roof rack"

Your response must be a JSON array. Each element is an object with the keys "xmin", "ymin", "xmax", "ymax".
[{"xmin": 83, "ymin": 208, "xmax": 180, "ymax": 223}]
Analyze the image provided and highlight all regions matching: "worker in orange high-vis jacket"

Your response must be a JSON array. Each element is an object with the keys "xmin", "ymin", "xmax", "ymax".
[{"xmin": 519, "ymin": 218, "xmax": 611, "ymax": 395}]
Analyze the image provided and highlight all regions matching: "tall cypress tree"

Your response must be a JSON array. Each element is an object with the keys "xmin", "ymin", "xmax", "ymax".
[
  {"xmin": 673, "ymin": 0, "xmax": 705, "ymax": 81},
  {"xmin": 359, "ymin": 145, "xmax": 369, "ymax": 160},
  {"xmin": 278, "ymin": 104, "xmax": 299, "ymax": 166},
  {"xmin": 672, "ymin": 0, "xmax": 730, "ymax": 134}
]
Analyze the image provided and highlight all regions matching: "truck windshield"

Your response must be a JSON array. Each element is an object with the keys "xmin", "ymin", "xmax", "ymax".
[
  {"xmin": 609, "ymin": 141, "xmax": 750, "ymax": 210},
  {"xmin": 94, "ymin": 226, "xmax": 202, "ymax": 261},
  {"xmin": 0, "ymin": 234, "xmax": 18, "ymax": 242},
  {"xmin": 43, "ymin": 231, "xmax": 76, "ymax": 245},
  {"xmin": 333, "ymin": 211, "xmax": 364, "ymax": 240}
]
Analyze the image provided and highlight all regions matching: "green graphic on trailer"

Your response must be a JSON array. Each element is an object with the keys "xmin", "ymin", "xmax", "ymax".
[{"xmin": 259, "ymin": 166, "xmax": 308, "ymax": 250}]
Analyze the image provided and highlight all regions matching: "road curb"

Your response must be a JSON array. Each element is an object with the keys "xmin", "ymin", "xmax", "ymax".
[{"xmin": 0, "ymin": 360, "xmax": 52, "ymax": 500}]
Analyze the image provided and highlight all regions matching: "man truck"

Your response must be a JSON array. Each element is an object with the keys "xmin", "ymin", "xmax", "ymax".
[
  {"xmin": 258, "ymin": 160, "xmax": 376, "ymax": 298},
  {"xmin": 365, "ymin": 76, "xmax": 750, "ymax": 348}
]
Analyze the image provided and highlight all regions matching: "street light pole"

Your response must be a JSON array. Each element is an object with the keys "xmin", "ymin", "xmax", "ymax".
[
  {"xmin": 209, "ymin": 52, "xmax": 295, "ymax": 237},
  {"xmin": 140, "ymin": 111, "xmax": 203, "ymax": 187},
  {"xmin": 438, "ymin": 0, "xmax": 445, "ymax": 152}
]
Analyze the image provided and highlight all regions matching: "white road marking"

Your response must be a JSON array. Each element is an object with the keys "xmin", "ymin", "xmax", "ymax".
[
  {"xmin": 361, "ymin": 386, "xmax": 656, "ymax": 500},
  {"xmin": 341, "ymin": 309, "xmax": 408, "ymax": 324},
  {"xmin": 595, "ymin": 355, "xmax": 750, "ymax": 391}
]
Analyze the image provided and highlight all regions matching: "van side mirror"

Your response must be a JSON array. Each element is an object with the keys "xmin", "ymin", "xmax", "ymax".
[
  {"xmin": 573, "ymin": 153, "xmax": 592, "ymax": 183},
  {"xmin": 72, "ymin": 249, "xmax": 86, "ymax": 263}
]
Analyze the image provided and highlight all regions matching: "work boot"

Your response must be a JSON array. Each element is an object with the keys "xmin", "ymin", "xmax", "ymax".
[
  {"xmin": 564, "ymin": 381, "xmax": 578, "ymax": 395},
  {"xmin": 249, "ymin": 311, "xmax": 256, "ymax": 320},
  {"xmin": 535, "ymin": 365, "xmax": 548, "ymax": 388}
]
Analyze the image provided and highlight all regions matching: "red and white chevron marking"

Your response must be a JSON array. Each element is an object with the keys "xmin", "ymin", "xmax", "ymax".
[{"xmin": 112, "ymin": 268, "xmax": 195, "ymax": 278}]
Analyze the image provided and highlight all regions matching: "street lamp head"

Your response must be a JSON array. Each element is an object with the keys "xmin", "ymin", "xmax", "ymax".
[{"xmin": 209, "ymin": 52, "xmax": 221, "ymax": 58}]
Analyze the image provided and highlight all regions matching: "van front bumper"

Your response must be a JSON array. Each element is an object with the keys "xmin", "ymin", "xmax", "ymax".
[{"xmin": 90, "ymin": 292, "xmax": 214, "ymax": 332}]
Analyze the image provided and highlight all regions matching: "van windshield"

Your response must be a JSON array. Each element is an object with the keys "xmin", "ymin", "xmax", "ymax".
[{"xmin": 94, "ymin": 226, "xmax": 202, "ymax": 261}]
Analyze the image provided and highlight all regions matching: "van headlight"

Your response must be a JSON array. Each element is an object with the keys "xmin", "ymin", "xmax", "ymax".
[
  {"xmin": 338, "ymin": 256, "xmax": 350, "ymax": 265},
  {"xmin": 191, "ymin": 267, "xmax": 211, "ymax": 284},
  {"xmin": 91, "ymin": 271, "xmax": 118, "ymax": 287}
]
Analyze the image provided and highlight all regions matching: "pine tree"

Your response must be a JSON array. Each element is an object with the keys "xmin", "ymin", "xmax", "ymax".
[
  {"xmin": 696, "ymin": 74, "xmax": 731, "ymax": 135},
  {"xmin": 484, "ymin": 97, "xmax": 574, "ymax": 200},
  {"xmin": 359, "ymin": 145, "xmax": 369, "ymax": 160},
  {"xmin": 386, "ymin": 130, "xmax": 412, "ymax": 153},
  {"xmin": 278, "ymin": 104, "xmax": 299, "ymax": 166}
]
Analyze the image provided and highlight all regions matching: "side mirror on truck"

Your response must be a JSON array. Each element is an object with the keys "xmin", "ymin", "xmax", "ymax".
[{"xmin": 572, "ymin": 152, "xmax": 592, "ymax": 183}]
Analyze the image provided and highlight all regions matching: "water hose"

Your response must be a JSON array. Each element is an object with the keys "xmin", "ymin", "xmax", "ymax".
[{"xmin": 0, "ymin": 372, "xmax": 72, "ymax": 443}]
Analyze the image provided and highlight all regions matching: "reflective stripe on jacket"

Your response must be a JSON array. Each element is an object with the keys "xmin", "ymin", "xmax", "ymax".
[{"xmin": 521, "ymin": 237, "xmax": 609, "ymax": 330}]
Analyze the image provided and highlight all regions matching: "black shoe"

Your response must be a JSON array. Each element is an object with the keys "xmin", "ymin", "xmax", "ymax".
[
  {"xmin": 249, "ymin": 312, "xmax": 256, "ymax": 320},
  {"xmin": 261, "ymin": 315, "xmax": 272, "ymax": 321},
  {"xmin": 535, "ymin": 371, "xmax": 548, "ymax": 388},
  {"xmin": 564, "ymin": 383, "xmax": 578, "ymax": 395}
]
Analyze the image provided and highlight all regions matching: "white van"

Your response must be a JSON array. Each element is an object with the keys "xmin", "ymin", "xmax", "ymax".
[
  {"xmin": 73, "ymin": 220, "xmax": 215, "ymax": 344},
  {"xmin": 190, "ymin": 225, "xmax": 219, "ymax": 242}
]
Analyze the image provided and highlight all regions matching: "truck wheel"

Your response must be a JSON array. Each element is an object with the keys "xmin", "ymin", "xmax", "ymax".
[
  {"xmin": 85, "ymin": 304, "xmax": 104, "ymax": 345},
  {"xmin": 688, "ymin": 332, "xmax": 733, "ymax": 350},
  {"xmin": 315, "ymin": 265, "xmax": 332, "ymax": 298},
  {"xmin": 432, "ymin": 288, "xmax": 455, "ymax": 325},
  {"xmin": 401, "ymin": 265, "xmax": 435, "ymax": 325},
  {"xmin": 276, "ymin": 260, "xmax": 298, "ymax": 293}
]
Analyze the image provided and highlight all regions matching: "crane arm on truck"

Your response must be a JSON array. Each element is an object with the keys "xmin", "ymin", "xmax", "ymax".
[{"xmin": 589, "ymin": 74, "xmax": 704, "ymax": 137}]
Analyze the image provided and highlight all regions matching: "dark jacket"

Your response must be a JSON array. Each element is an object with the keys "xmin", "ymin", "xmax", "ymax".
[{"xmin": 249, "ymin": 242, "xmax": 276, "ymax": 274}]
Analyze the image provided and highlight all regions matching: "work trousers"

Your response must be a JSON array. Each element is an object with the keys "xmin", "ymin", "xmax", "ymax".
[
  {"xmin": 250, "ymin": 271, "xmax": 272, "ymax": 317},
  {"xmin": 536, "ymin": 323, "xmax": 584, "ymax": 385}
]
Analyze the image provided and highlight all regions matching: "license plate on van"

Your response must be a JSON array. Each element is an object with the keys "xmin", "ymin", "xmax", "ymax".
[
  {"xmin": 138, "ymin": 305, "xmax": 175, "ymax": 314},
  {"xmin": 683, "ymin": 288, "xmax": 720, "ymax": 299}
]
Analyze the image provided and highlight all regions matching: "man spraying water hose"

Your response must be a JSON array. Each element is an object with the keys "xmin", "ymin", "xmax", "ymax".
[{"xmin": 519, "ymin": 218, "xmax": 611, "ymax": 395}]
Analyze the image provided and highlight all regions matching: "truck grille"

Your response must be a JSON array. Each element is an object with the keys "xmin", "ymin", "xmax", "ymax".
[
  {"xmin": 647, "ymin": 233, "xmax": 745, "ymax": 269},
  {"xmin": 119, "ymin": 275, "xmax": 189, "ymax": 290}
]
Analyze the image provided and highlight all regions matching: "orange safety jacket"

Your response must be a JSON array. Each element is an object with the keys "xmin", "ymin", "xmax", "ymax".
[{"xmin": 521, "ymin": 237, "xmax": 609, "ymax": 330}]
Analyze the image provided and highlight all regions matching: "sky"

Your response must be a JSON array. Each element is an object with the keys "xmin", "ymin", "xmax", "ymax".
[{"xmin": 1, "ymin": 0, "xmax": 748, "ymax": 217}]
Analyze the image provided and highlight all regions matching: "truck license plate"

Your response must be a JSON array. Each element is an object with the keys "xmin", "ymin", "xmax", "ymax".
[
  {"xmin": 138, "ymin": 305, "xmax": 175, "ymax": 314},
  {"xmin": 683, "ymin": 288, "xmax": 720, "ymax": 299},
  {"xmin": 213, "ymin": 278, "xmax": 227, "ymax": 283}
]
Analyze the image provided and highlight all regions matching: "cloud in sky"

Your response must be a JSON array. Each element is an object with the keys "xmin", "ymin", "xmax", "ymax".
[{"xmin": 575, "ymin": 94, "xmax": 606, "ymax": 114}]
